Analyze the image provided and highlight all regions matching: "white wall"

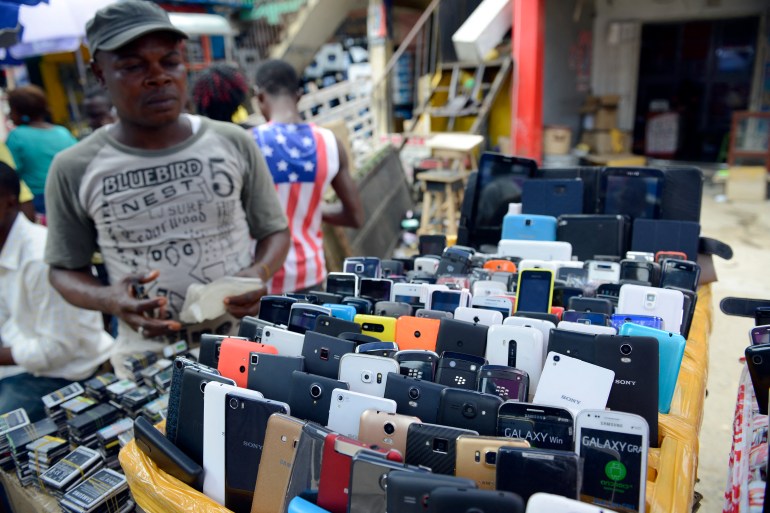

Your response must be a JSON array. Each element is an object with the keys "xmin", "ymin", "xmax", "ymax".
[{"xmin": 591, "ymin": 0, "xmax": 769, "ymax": 131}]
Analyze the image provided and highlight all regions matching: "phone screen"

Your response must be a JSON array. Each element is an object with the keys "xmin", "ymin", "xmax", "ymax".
[
  {"xmin": 497, "ymin": 408, "xmax": 573, "ymax": 450},
  {"xmin": 474, "ymin": 302, "xmax": 511, "ymax": 316},
  {"xmin": 289, "ymin": 308, "xmax": 324, "ymax": 334},
  {"xmin": 478, "ymin": 373, "xmax": 527, "ymax": 402},
  {"xmin": 327, "ymin": 276, "xmax": 357, "ymax": 297},
  {"xmin": 259, "ymin": 299, "xmax": 293, "ymax": 325},
  {"xmin": 579, "ymin": 427, "xmax": 644, "ymax": 512},
  {"xmin": 752, "ymin": 327, "xmax": 770, "ymax": 345},
  {"xmin": 604, "ymin": 175, "xmax": 662, "ymax": 219},
  {"xmin": 474, "ymin": 156, "xmax": 533, "ymax": 229},
  {"xmin": 431, "ymin": 291, "xmax": 462, "ymax": 314},
  {"xmin": 394, "ymin": 294, "xmax": 423, "ymax": 308},
  {"xmin": 397, "ymin": 356, "xmax": 435, "ymax": 380},
  {"xmin": 620, "ymin": 263, "xmax": 652, "ymax": 283},
  {"xmin": 360, "ymin": 280, "xmax": 392, "ymax": 302},
  {"xmin": 661, "ymin": 264, "xmax": 697, "ymax": 290},
  {"xmin": 562, "ymin": 311, "xmax": 607, "ymax": 326},
  {"xmin": 516, "ymin": 272, "xmax": 552, "ymax": 313},
  {"xmin": 344, "ymin": 258, "xmax": 380, "ymax": 278}
]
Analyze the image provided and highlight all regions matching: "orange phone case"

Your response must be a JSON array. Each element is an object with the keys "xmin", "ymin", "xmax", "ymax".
[
  {"xmin": 217, "ymin": 338, "xmax": 277, "ymax": 388},
  {"xmin": 483, "ymin": 259, "xmax": 517, "ymax": 273},
  {"xmin": 655, "ymin": 250, "xmax": 687, "ymax": 263},
  {"xmin": 395, "ymin": 316, "xmax": 440, "ymax": 351},
  {"xmin": 550, "ymin": 306, "xmax": 564, "ymax": 321}
]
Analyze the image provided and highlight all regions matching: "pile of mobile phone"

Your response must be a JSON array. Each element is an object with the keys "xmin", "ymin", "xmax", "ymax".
[{"xmin": 742, "ymin": 300, "xmax": 770, "ymax": 416}]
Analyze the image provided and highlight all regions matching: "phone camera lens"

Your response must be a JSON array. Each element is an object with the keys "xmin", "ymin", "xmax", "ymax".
[
  {"xmin": 462, "ymin": 403, "xmax": 477, "ymax": 419},
  {"xmin": 553, "ymin": 355, "xmax": 561, "ymax": 362},
  {"xmin": 485, "ymin": 451, "xmax": 497, "ymax": 465},
  {"xmin": 753, "ymin": 355, "xmax": 763, "ymax": 365},
  {"xmin": 408, "ymin": 387, "xmax": 420, "ymax": 400},
  {"xmin": 383, "ymin": 422, "xmax": 395, "ymax": 435},
  {"xmin": 414, "ymin": 330, "xmax": 421, "ymax": 338},
  {"xmin": 229, "ymin": 397, "xmax": 239, "ymax": 409},
  {"xmin": 310, "ymin": 384, "xmax": 323, "ymax": 399},
  {"xmin": 620, "ymin": 344, "xmax": 633, "ymax": 356},
  {"xmin": 337, "ymin": 394, "xmax": 344, "ymax": 402},
  {"xmin": 265, "ymin": 330, "xmax": 271, "ymax": 337},
  {"xmin": 175, "ymin": 360, "xmax": 184, "ymax": 369}
]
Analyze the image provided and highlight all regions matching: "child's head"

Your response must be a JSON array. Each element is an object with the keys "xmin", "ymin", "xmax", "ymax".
[
  {"xmin": 192, "ymin": 64, "xmax": 250, "ymax": 123},
  {"xmin": 254, "ymin": 60, "xmax": 302, "ymax": 119}
]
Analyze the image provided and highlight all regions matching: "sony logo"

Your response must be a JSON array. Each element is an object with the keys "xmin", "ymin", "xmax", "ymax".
[
  {"xmin": 243, "ymin": 440, "xmax": 263, "ymax": 450},
  {"xmin": 615, "ymin": 379, "xmax": 636, "ymax": 386},
  {"xmin": 561, "ymin": 395, "xmax": 581, "ymax": 404}
]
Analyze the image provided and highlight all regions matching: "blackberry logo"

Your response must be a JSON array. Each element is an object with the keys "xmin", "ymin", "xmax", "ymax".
[
  {"xmin": 454, "ymin": 376, "xmax": 467, "ymax": 385},
  {"xmin": 408, "ymin": 369, "xmax": 423, "ymax": 378},
  {"xmin": 495, "ymin": 385, "xmax": 509, "ymax": 396}
]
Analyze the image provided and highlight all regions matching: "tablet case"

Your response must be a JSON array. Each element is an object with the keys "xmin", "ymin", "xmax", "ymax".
[
  {"xmin": 556, "ymin": 214, "xmax": 628, "ymax": 261},
  {"xmin": 631, "ymin": 219, "xmax": 700, "ymax": 261},
  {"xmin": 659, "ymin": 166, "xmax": 704, "ymax": 222},
  {"xmin": 537, "ymin": 167, "xmax": 601, "ymax": 214},
  {"xmin": 522, "ymin": 179, "xmax": 584, "ymax": 217}
]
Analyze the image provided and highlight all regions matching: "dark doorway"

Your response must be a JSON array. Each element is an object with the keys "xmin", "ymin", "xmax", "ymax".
[{"xmin": 634, "ymin": 17, "xmax": 759, "ymax": 162}]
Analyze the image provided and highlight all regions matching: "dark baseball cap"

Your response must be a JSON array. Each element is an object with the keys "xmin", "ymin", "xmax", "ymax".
[{"xmin": 85, "ymin": 0, "xmax": 188, "ymax": 54}]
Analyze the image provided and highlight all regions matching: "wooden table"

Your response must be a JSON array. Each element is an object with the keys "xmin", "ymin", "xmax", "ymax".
[
  {"xmin": 416, "ymin": 170, "xmax": 466, "ymax": 236},
  {"xmin": 425, "ymin": 133, "xmax": 485, "ymax": 174}
]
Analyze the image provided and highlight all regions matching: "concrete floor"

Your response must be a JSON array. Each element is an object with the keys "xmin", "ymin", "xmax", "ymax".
[{"xmin": 696, "ymin": 186, "xmax": 770, "ymax": 512}]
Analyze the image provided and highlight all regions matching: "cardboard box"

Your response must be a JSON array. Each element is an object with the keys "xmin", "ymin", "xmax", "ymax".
[
  {"xmin": 581, "ymin": 130, "xmax": 613, "ymax": 155},
  {"xmin": 594, "ymin": 107, "xmax": 618, "ymax": 130},
  {"xmin": 452, "ymin": 0, "xmax": 512, "ymax": 62},
  {"xmin": 543, "ymin": 126, "xmax": 572, "ymax": 155}
]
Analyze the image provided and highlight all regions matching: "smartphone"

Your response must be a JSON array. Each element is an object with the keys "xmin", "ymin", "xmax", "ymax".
[
  {"xmin": 561, "ymin": 311, "xmax": 610, "ymax": 326},
  {"xmin": 414, "ymin": 256, "xmax": 441, "ymax": 275},
  {"xmin": 317, "ymin": 435, "xmax": 369, "ymax": 513},
  {"xmin": 307, "ymin": 291, "xmax": 345, "ymax": 305},
  {"xmin": 485, "ymin": 325, "xmax": 544, "ymax": 396},
  {"xmin": 358, "ymin": 410, "xmax": 421, "ymax": 456},
  {"xmin": 393, "ymin": 283, "xmax": 425, "ymax": 312},
  {"xmin": 746, "ymin": 344, "xmax": 770, "ymax": 415},
  {"xmin": 533, "ymin": 352, "xmax": 615, "ymax": 415},
  {"xmin": 567, "ymin": 297, "xmax": 614, "ymax": 316},
  {"xmin": 419, "ymin": 234, "xmax": 447, "ymax": 256},
  {"xmin": 225, "ymin": 393, "xmax": 289, "ymax": 513},
  {"xmin": 415, "ymin": 308, "xmax": 453, "ymax": 320},
  {"xmin": 477, "ymin": 365, "xmax": 529, "ymax": 402},
  {"xmin": 429, "ymin": 290, "xmax": 471, "ymax": 314},
  {"xmin": 426, "ymin": 487, "xmax": 524, "ymax": 513},
  {"xmin": 526, "ymin": 493, "xmax": 614, "ymax": 512},
  {"xmin": 258, "ymin": 295, "xmax": 297, "ymax": 326},
  {"xmin": 619, "ymin": 259, "xmax": 659, "ymax": 286},
  {"xmin": 495, "ymin": 446, "xmax": 580, "ymax": 503},
  {"xmin": 472, "ymin": 296, "xmax": 514, "ymax": 317},
  {"xmin": 600, "ymin": 167, "xmax": 663, "ymax": 219},
  {"xmin": 327, "ymin": 389, "xmax": 397, "ymax": 439},
  {"xmin": 301, "ymin": 331, "xmax": 356, "ymax": 379},
  {"xmin": 347, "ymin": 451, "xmax": 421, "ymax": 513},
  {"xmin": 339, "ymin": 331, "xmax": 380, "ymax": 346},
  {"xmin": 386, "ymin": 471, "xmax": 477, "ymax": 513},
  {"xmin": 356, "ymin": 341, "xmax": 398, "ymax": 358},
  {"xmin": 246, "ymin": 353, "xmax": 305, "ymax": 404},
  {"xmin": 610, "ymin": 314, "xmax": 663, "ymax": 331},
  {"xmin": 557, "ymin": 321, "xmax": 617, "ymax": 336},
  {"xmin": 354, "ymin": 314, "xmax": 397, "ymax": 342},
  {"xmin": 665, "ymin": 286, "xmax": 696, "ymax": 337},
  {"xmin": 557, "ymin": 267, "xmax": 588, "ymax": 287},
  {"xmin": 453, "ymin": 307, "xmax": 504, "ymax": 327},
  {"xmin": 342, "ymin": 297, "xmax": 373, "ymax": 315},
  {"xmin": 288, "ymin": 304, "xmax": 332, "ymax": 334},
  {"xmin": 260, "ymin": 325, "xmax": 305, "ymax": 357},
  {"xmin": 134, "ymin": 417, "xmax": 203, "ymax": 491},
  {"xmin": 198, "ymin": 334, "xmax": 228, "ymax": 368},
  {"xmin": 373, "ymin": 301, "xmax": 412, "ymax": 318},
  {"xmin": 237, "ymin": 316, "xmax": 275, "ymax": 342},
  {"xmin": 381, "ymin": 259, "xmax": 405, "ymax": 278},
  {"xmin": 757, "ymin": 307, "xmax": 770, "ymax": 326},
  {"xmin": 217, "ymin": 338, "xmax": 278, "ymax": 388},
  {"xmin": 323, "ymin": 304, "xmax": 357, "ymax": 322},
  {"xmin": 436, "ymin": 318, "xmax": 489, "ymax": 359},
  {"xmin": 497, "ymin": 401, "xmax": 573, "ymax": 451},
  {"xmin": 251, "ymin": 414, "xmax": 305, "ymax": 513},
  {"xmin": 502, "ymin": 214, "xmax": 558, "ymax": 242},
  {"xmin": 435, "ymin": 352, "xmax": 487, "ymax": 391},
  {"xmin": 326, "ymin": 272, "xmax": 360, "ymax": 297},
  {"xmin": 338, "ymin": 353, "xmax": 400, "ymax": 397},
  {"xmin": 660, "ymin": 259, "xmax": 700, "ymax": 292},
  {"xmin": 395, "ymin": 316, "xmax": 440, "ymax": 351},
  {"xmin": 751, "ymin": 325, "xmax": 770, "ymax": 346},
  {"xmin": 586, "ymin": 261, "xmax": 621, "ymax": 284},
  {"xmin": 455, "ymin": 435, "xmax": 530, "ymax": 490},
  {"xmin": 313, "ymin": 315, "xmax": 361, "ymax": 337},
  {"xmin": 405, "ymin": 422, "xmax": 479, "ymax": 475},
  {"xmin": 436, "ymin": 246, "xmax": 474, "ymax": 277},
  {"xmin": 360, "ymin": 278, "xmax": 394, "ymax": 303},
  {"xmin": 394, "ymin": 350, "xmax": 439, "ymax": 381},
  {"xmin": 576, "ymin": 409, "xmax": 649, "ymax": 513},
  {"xmin": 515, "ymin": 269, "xmax": 554, "ymax": 314},
  {"xmin": 288, "ymin": 371, "xmax": 349, "ymax": 426},
  {"xmin": 384, "ymin": 373, "xmax": 447, "ymax": 424},
  {"xmin": 344, "ymin": 257, "xmax": 382, "ymax": 279},
  {"xmin": 472, "ymin": 280, "xmax": 508, "ymax": 298},
  {"xmin": 617, "ymin": 284, "xmax": 683, "ymax": 334}
]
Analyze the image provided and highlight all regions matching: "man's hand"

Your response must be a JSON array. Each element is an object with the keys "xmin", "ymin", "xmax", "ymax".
[
  {"xmin": 223, "ymin": 286, "xmax": 267, "ymax": 318},
  {"xmin": 108, "ymin": 270, "xmax": 181, "ymax": 338}
]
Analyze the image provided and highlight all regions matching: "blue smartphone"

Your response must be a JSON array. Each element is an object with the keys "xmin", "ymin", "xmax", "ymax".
[
  {"xmin": 501, "ymin": 214, "xmax": 557, "ymax": 241},
  {"xmin": 561, "ymin": 311, "xmax": 610, "ymax": 326},
  {"xmin": 619, "ymin": 322, "xmax": 686, "ymax": 414},
  {"xmin": 323, "ymin": 303, "xmax": 357, "ymax": 322},
  {"xmin": 610, "ymin": 314, "xmax": 663, "ymax": 331}
]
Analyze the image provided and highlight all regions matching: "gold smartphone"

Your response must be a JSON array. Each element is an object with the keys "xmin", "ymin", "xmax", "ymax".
[
  {"xmin": 251, "ymin": 413, "xmax": 305, "ymax": 513},
  {"xmin": 454, "ymin": 435, "xmax": 530, "ymax": 490},
  {"xmin": 358, "ymin": 409, "xmax": 421, "ymax": 456}
]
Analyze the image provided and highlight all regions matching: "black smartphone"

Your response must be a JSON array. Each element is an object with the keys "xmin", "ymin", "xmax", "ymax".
[
  {"xmin": 512, "ymin": 311, "xmax": 560, "ymax": 325},
  {"xmin": 288, "ymin": 371, "xmax": 349, "ymax": 425},
  {"xmin": 342, "ymin": 297, "xmax": 373, "ymax": 315},
  {"xmin": 285, "ymin": 293, "xmax": 319, "ymax": 304},
  {"xmin": 381, "ymin": 260, "xmax": 405, "ymax": 277},
  {"xmin": 497, "ymin": 402, "xmax": 574, "ymax": 451},
  {"xmin": 435, "ymin": 352, "xmax": 487, "ymax": 390},
  {"xmin": 384, "ymin": 373, "xmax": 447, "ymax": 424},
  {"xmin": 436, "ymin": 246, "xmax": 474, "ymax": 277},
  {"xmin": 395, "ymin": 350, "xmax": 439, "ymax": 381},
  {"xmin": 134, "ymin": 416, "xmax": 203, "ymax": 491},
  {"xmin": 600, "ymin": 167, "xmax": 664, "ymax": 219},
  {"xmin": 546, "ymin": 329, "xmax": 597, "ymax": 361},
  {"xmin": 757, "ymin": 307, "xmax": 770, "ymax": 327},
  {"xmin": 405, "ymin": 422, "xmax": 479, "ymax": 475},
  {"xmin": 326, "ymin": 273, "xmax": 359, "ymax": 297},
  {"xmin": 427, "ymin": 487, "xmax": 524, "ymax": 513},
  {"xmin": 567, "ymin": 297, "xmax": 614, "ymax": 316},
  {"xmin": 306, "ymin": 291, "xmax": 344, "ymax": 304},
  {"xmin": 561, "ymin": 311, "xmax": 610, "ymax": 326},
  {"xmin": 386, "ymin": 471, "xmax": 477, "ymax": 513},
  {"xmin": 237, "ymin": 316, "xmax": 275, "ymax": 342},
  {"xmin": 288, "ymin": 304, "xmax": 330, "ymax": 335},
  {"xmin": 198, "ymin": 334, "xmax": 228, "ymax": 368},
  {"xmin": 435, "ymin": 318, "xmax": 489, "ymax": 359},
  {"xmin": 246, "ymin": 353, "xmax": 305, "ymax": 403},
  {"xmin": 746, "ymin": 344, "xmax": 770, "ymax": 415},
  {"xmin": 258, "ymin": 295, "xmax": 297, "ymax": 326},
  {"xmin": 373, "ymin": 301, "xmax": 412, "ymax": 318},
  {"xmin": 360, "ymin": 279, "xmax": 394, "ymax": 303},
  {"xmin": 619, "ymin": 259, "xmax": 659, "ymax": 286},
  {"xmin": 313, "ymin": 315, "xmax": 362, "ymax": 337},
  {"xmin": 338, "ymin": 331, "xmax": 380, "ymax": 346},
  {"xmin": 356, "ymin": 341, "xmax": 398, "ymax": 358},
  {"xmin": 495, "ymin": 446, "xmax": 579, "ymax": 503},
  {"xmin": 660, "ymin": 259, "xmax": 700, "ymax": 292},
  {"xmin": 437, "ymin": 388, "xmax": 503, "ymax": 436},
  {"xmin": 166, "ymin": 356, "xmax": 218, "ymax": 445},
  {"xmin": 477, "ymin": 365, "xmax": 529, "ymax": 402},
  {"xmin": 419, "ymin": 235, "xmax": 447, "ymax": 257},
  {"xmin": 348, "ymin": 451, "xmax": 423, "ymax": 513},
  {"xmin": 552, "ymin": 286, "xmax": 584, "ymax": 309},
  {"xmin": 224, "ymin": 393, "xmax": 289, "ymax": 512},
  {"xmin": 665, "ymin": 286, "xmax": 697, "ymax": 338},
  {"xmin": 301, "ymin": 331, "xmax": 356, "ymax": 379}
]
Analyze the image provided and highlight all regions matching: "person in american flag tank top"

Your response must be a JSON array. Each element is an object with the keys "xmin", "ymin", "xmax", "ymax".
[{"xmin": 251, "ymin": 60, "xmax": 364, "ymax": 294}]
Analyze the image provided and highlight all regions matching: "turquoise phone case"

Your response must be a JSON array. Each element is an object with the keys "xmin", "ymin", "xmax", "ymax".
[
  {"xmin": 289, "ymin": 497, "xmax": 332, "ymax": 513},
  {"xmin": 323, "ymin": 304, "xmax": 357, "ymax": 322},
  {"xmin": 619, "ymin": 322, "xmax": 686, "ymax": 414},
  {"xmin": 501, "ymin": 214, "xmax": 558, "ymax": 241}
]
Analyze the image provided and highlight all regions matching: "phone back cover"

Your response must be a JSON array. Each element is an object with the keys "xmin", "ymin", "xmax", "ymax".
[
  {"xmin": 288, "ymin": 371, "xmax": 349, "ymax": 426},
  {"xmin": 546, "ymin": 329, "xmax": 597, "ymax": 362},
  {"xmin": 396, "ymin": 316, "xmax": 440, "ymax": 351},
  {"xmin": 247, "ymin": 354, "xmax": 305, "ymax": 403},
  {"xmin": 437, "ymin": 389, "xmax": 503, "ymax": 436},
  {"xmin": 660, "ymin": 166, "xmax": 703, "ymax": 222},
  {"xmin": 557, "ymin": 215, "xmax": 627, "ymax": 261},
  {"xmin": 348, "ymin": 453, "xmax": 424, "ymax": 513},
  {"xmin": 502, "ymin": 214, "xmax": 558, "ymax": 241},
  {"xmin": 384, "ymin": 374, "xmax": 446, "ymax": 424},
  {"xmin": 533, "ymin": 352, "xmax": 615, "ymax": 414},
  {"xmin": 436, "ymin": 319, "xmax": 489, "ymax": 359},
  {"xmin": 386, "ymin": 471, "xmax": 477, "ymax": 513},
  {"xmin": 251, "ymin": 415, "xmax": 304, "ymax": 513},
  {"xmin": 317, "ymin": 434, "xmax": 366, "ymax": 513},
  {"xmin": 314, "ymin": 315, "xmax": 362, "ymax": 337},
  {"xmin": 495, "ymin": 446, "xmax": 579, "ymax": 502},
  {"xmin": 427, "ymin": 487, "xmax": 525, "ymax": 513},
  {"xmin": 522, "ymin": 179, "xmax": 584, "ymax": 218},
  {"xmin": 405, "ymin": 423, "xmax": 478, "ymax": 475},
  {"xmin": 284, "ymin": 424, "xmax": 332, "ymax": 508},
  {"xmin": 631, "ymin": 219, "xmax": 700, "ymax": 261},
  {"xmin": 302, "ymin": 331, "xmax": 355, "ymax": 379},
  {"xmin": 218, "ymin": 339, "xmax": 278, "ymax": 388}
]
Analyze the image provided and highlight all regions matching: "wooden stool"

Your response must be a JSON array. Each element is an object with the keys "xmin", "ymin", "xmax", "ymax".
[
  {"xmin": 417, "ymin": 170, "xmax": 465, "ymax": 236},
  {"xmin": 426, "ymin": 133, "xmax": 485, "ymax": 176}
]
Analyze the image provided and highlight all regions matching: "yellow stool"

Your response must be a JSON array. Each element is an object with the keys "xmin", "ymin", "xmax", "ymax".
[{"xmin": 417, "ymin": 170, "xmax": 465, "ymax": 236}]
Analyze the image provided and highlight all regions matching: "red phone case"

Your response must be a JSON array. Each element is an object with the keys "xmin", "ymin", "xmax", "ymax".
[
  {"xmin": 216, "ymin": 338, "xmax": 277, "ymax": 388},
  {"xmin": 550, "ymin": 306, "xmax": 564, "ymax": 321}
]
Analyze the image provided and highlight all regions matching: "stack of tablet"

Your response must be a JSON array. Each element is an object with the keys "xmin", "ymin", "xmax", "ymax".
[
  {"xmin": 59, "ymin": 468, "xmax": 131, "ymax": 513},
  {"xmin": 0, "ymin": 408, "xmax": 30, "ymax": 470},
  {"xmin": 39, "ymin": 446, "xmax": 103, "ymax": 498},
  {"xmin": 153, "ymin": 367, "xmax": 173, "ymax": 393},
  {"xmin": 139, "ymin": 358, "xmax": 172, "ymax": 388},
  {"xmin": 83, "ymin": 373, "xmax": 118, "ymax": 401},
  {"xmin": 123, "ymin": 350, "xmax": 158, "ymax": 382},
  {"xmin": 6, "ymin": 417, "xmax": 58, "ymax": 486},
  {"xmin": 26, "ymin": 435, "xmax": 69, "ymax": 490},
  {"xmin": 140, "ymin": 394, "xmax": 168, "ymax": 424},
  {"xmin": 42, "ymin": 383, "xmax": 85, "ymax": 436},
  {"xmin": 61, "ymin": 396, "xmax": 99, "ymax": 421},
  {"xmin": 67, "ymin": 404, "xmax": 121, "ymax": 449},
  {"xmin": 119, "ymin": 385, "xmax": 159, "ymax": 418},
  {"xmin": 105, "ymin": 379, "xmax": 137, "ymax": 410},
  {"xmin": 96, "ymin": 418, "xmax": 133, "ymax": 469}
]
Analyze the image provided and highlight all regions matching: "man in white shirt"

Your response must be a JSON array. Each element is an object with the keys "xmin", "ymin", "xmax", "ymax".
[{"xmin": 0, "ymin": 163, "xmax": 114, "ymax": 421}]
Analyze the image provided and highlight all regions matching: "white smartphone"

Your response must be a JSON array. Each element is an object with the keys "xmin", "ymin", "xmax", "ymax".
[
  {"xmin": 503, "ymin": 316, "xmax": 555, "ymax": 361},
  {"xmin": 421, "ymin": 284, "xmax": 450, "ymax": 307},
  {"xmin": 428, "ymin": 289, "xmax": 470, "ymax": 313},
  {"xmin": 326, "ymin": 389, "xmax": 396, "ymax": 439},
  {"xmin": 393, "ymin": 283, "xmax": 425, "ymax": 311},
  {"xmin": 326, "ymin": 272, "xmax": 360, "ymax": 297},
  {"xmin": 454, "ymin": 307, "xmax": 503, "ymax": 327},
  {"xmin": 260, "ymin": 325, "xmax": 305, "ymax": 357},
  {"xmin": 414, "ymin": 256, "xmax": 441, "ymax": 275},
  {"xmin": 203, "ymin": 382, "xmax": 263, "ymax": 505},
  {"xmin": 526, "ymin": 493, "xmax": 614, "ymax": 512},
  {"xmin": 472, "ymin": 296, "xmax": 514, "ymax": 317},
  {"xmin": 617, "ymin": 284, "xmax": 684, "ymax": 334},
  {"xmin": 586, "ymin": 261, "xmax": 620, "ymax": 284},
  {"xmin": 498, "ymin": 240, "xmax": 572, "ymax": 261},
  {"xmin": 486, "ymin": 325, "xmax": 544, "ymax": 398},
  {"xmin": 472, "ymin": 280, "xmax": 508, "ymax": 297},
  {"xmin": 575, "ymin": 409, "xmax": 649, "ymax": 513},
  {"xmin": 556, "ymin": 321, "xmax": 617, "ymax": 336},
  {"xmin": 533, "ymin": 352, "xmax": 615, "ymax": 415},
  {"xmin": 337, "ymin": 353, "xmax": 400, "ymax": 397},
  {"xmin": 625, "ymin": 251, "xmax": 655, "ymax": 262}
]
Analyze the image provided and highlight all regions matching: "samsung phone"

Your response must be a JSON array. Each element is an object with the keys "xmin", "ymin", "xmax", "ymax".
[
  {"xmin": 496, "ymin": 401, "xmax": 573, "ymax": 451},
  {"xmin": 617, "ymin": 284, "xmax": 683, "ymax": 334},
  {"xmin": 515, "ymin": 269, "xmax": 554, "ymax": 313},
  {"xmin": 495, "ymin": 446, "xmax": 579, "ymax": 503},
  {"xmin": 394, "ymin": 350, "xmax": 439, "ymax": 381},
  {"xmin": 360, "ymin": 278, "xmax": 394, "ymax": 303},
  {"xmin": 258, "ymin": 295, "xmax": 297, "ymax": 326},
  {"xmin": 326, "ymin": 272, "xmax": 360, "ymax": 297},
  {"xmin": 338, "ymin": 353, "xmax": 400, "ymax": 397},
  {"xmin": 288, "ymin": 304, "xmax": 332, "ymax": 334},
  {"xmin": 344, "ymin": 257, "xmax": 381, "ymax": 279},
  {"xmin": 576, "ymin": 409, "xmax": 649, "ymax": 513},
  {"xmin": 455, "ymin": 435, "xmax": 530, "ymax": 490},
  {"xmin": 660, "ymin": 259, "xmax": 700, "ymax": 292}
]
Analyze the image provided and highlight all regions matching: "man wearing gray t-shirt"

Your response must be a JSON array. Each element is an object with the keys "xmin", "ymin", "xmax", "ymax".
[{"xmin": 44, "ymin": 1, "xmax": 290, "ymax": 373}]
